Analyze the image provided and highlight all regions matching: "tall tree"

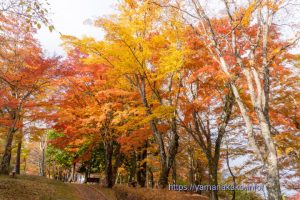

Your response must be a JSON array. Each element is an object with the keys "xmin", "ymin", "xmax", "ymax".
[
  {"xmin": 50, "ymin": 49, "xmax": 137, "ymax": 187},
  {"xmin": 178, "ymin": 28, "xmax": 235, "ymax": 200},
  {"xmin": 0, "ymin": 15, "xmax": 56, "ymax": 175},
  {"xmin": 154, "ymin": 0, "xmax": 299, "ymax": 199},
  {"xmin": 62, "ymin": 0, "xmax": 188, "ymax": 188}
]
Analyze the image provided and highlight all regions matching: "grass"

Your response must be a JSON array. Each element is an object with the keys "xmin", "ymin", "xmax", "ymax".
[
  {"xmin": 0, "ymin": 175, "xmax": 79, "ymax": 200},
  {"xmin": 0, "ymin": 176, "xmax": 210, "ymax": 200},
  {"xmin": 90, "ymin": 185, "xmax": 117, "ymax": 200},
  {"xmin": 111, "ymin": 185, "xmax": 209, "ymax": 200}
]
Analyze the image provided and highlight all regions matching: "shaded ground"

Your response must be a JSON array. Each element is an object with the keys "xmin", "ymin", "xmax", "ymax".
[
  {"xmin": 71, "ymin": 184, "xmax": 107, "ymax": 200},
  {"xmin": 0, "ymin": 175, "xmax": 107, "ymax": 200},
  {"xmin": 0, "ymin": 175, "xmax": 210, "ymax": 200},
  {"xmin": 0, "ymin": 175, "xmax": 78, "ymax": 200},
  {"xmin": 112, "ymin": 185, "xmax": 209, "ymax": 200}
]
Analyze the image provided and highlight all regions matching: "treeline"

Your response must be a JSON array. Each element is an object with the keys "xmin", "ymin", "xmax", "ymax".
[
  {"xmin": 50, "ymin": 1, "xmax": 299, "ymax": 200},
  {"xmin": 0, "ymin": 0, "xmax": 56, "ymax": 176}
]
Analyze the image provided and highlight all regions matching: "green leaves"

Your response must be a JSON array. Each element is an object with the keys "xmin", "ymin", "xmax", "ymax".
[{"xmin": 2, "ymin": 0, "xmax": 52, "ymax": 30}]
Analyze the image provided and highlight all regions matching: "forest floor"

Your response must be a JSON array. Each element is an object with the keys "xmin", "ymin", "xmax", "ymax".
[
  {"xmin": 0, "ymin": 175, "xmax": 209, "ymax": 200},
  {"xmin": 0, "ymin": 175, "xmax": 109, "ymax": 200},
  {"xmin": 0, "ymin": 175, "xmax": 79, "ymax": 200},
  {"xmin": 71, "ymin": 184, "xmax": 107, "ymax": 200},
  {"xmin": 111, "ymin": 185, "xmax": 209, "ymax": 200}
]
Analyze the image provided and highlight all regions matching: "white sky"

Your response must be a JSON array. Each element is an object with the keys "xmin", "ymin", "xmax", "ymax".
[
  {"xmin": 36, "ymin": 0, "xmax": 117, "ymax": 56},
  {"xmin": 36, "ymin": 0, "xmax": 299, "ymax": 56}
]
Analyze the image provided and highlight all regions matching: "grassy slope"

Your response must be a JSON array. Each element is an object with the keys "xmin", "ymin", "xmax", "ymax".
[
  {"xmin": 91, "ymin": 184, "xmax": 208, "ymax": 200},
  {"xmin": 90, "ymin": 185, "xmax": 117, "ymax": 200},
  {"xmin": 111, "ymin": 185, "xmax": 209, "ymax": 200},
  {"xmin": 0, "ymin": 175, "xmax": 79, "ymax": 200}
]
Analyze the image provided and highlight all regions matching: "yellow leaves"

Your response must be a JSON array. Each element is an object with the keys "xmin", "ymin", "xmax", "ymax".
[
  {"xmin": 234, "ymin": 0, "xmax": 284, "ymax": 28},
  {"xmin": 285, "ymin": 147, "xmax": 294, "ymax": 155},
  {"xmin": 264, "ymin": 0, "xmax": 284, "ymax": 12},
  {"xmin": 118, "ymin": 165, "xmax": 127, "ymax": 174},
  {"xmin": 275, "ymin": 131, "xmax": 300, "ymax": 159},
  {"xmin": 157, "ymin": 46, "xmax": 184, "ymax": 76},
  {"xmin": 239, "ymin": 0, "xmax": 285, "ymax": 28},
  {"xmin": 149, "ymin": 34, "xmax": 167, "ymax": 49},
  {"xmin": 61, "ymin": 35, "xmax": 81, "ymax": 53},
  {"xmin": 152, "ymin": 105, "xmax": 175, "ymax": 119},
  {"xmin": 241, "ymin": 2, "xmax": 256, "ymax": 27},
  {"xmin": 138, "ymin": 105, "xmax": 175, "ymax": 126},
  {"xmin": 271, "ymin": 47, "xmax": 281, "ymax": 55}
]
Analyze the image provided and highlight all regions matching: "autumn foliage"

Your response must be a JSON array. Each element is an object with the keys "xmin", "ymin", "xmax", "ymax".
[{"xmin": 0, "ymin": 1, "xmax": 299, "ymax": 200}]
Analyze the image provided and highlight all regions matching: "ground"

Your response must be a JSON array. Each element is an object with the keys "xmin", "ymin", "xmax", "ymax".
[
  {"xmin": 0, "ymin": 175, "xmax": 209, "ymax": 200},
  {"xmin": 71, "ymin": 184, "xmax": 107, "ymax": 200},
  {"xmin": 0, "ymin": 175, "xmax": 106, "ymax": 200}
]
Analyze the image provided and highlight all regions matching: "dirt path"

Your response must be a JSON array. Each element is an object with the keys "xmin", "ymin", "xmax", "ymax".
[{"xmin": 71, "ymin": 184, "xmax": 107, "ymax": 200}]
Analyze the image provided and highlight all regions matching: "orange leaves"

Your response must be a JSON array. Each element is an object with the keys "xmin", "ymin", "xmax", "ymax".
[
  {"xmin": 0, "ymin": 12, "xmax": 59, "ymax": 148},
  {"xmin": 118, "ymin": 126, "xmax": 152, "ymax": 153},
  {"xmin": 125, "ymin": 0, "xmax": 138, "ymax": 9},
  {"xmin": 49, "ymin": 44, "xmax": 143, "ymax": 161},
  {"xmin": 264, "ymin": 0, "xmax": 283, "ymax": 12},
  {"xmin": 188, "ymin": 65, "xmax": 221, "ymax": 83}
]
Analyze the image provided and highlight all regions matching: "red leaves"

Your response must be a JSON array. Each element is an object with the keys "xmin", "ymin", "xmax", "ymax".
[
  {"xmin": 118, "ymin": 127, "xmax": 152, "ymax": 153},
  {"xmin": 0, "ymin": 14, "xmax": 60, "ymax": 140},
  {"xmin": 48, "ymin": 46, "xmax": 142, "ymax": 160}
]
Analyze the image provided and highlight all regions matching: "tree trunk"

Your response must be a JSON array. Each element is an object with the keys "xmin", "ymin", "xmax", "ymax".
[
  {"xmin": 84, "ymin": 167, "xmax": 88, "ymax": 183},
  {"xmin": 59, "ymin": 168, "xmax": 63, "ymax": 181},
  {"xmin": 112, "ymin": 143, "xmax": 123, "ymax": 184},
  {"xmin": 0, "ymin": 128, "xmax": 16, "ymax": 175},
  {"xmin": 148, "ymin": 118, "xmax": 170, "ymax": 188},
  {"xmin": 148, "ymin": 168, "xmax": 154, "ymax": 188},
  {"xmin": 188, "ymin": 151, "xmax": 194, "ymax": 185},
  {"xmin": 39, "ymin": 133, "xmax": 47, "ymax": 177},
  {"xmin": 15, "ymin": 140, "xmax": 22, "ymax": 174},
  {"xmin": 128, "ymin": 151, "xmax": 137, "ymax": 183},
  {"xmin": 261, "ymin": 127, "xmax": 282, "ymax": 200},
  {"xmin": 40, "ymin": 147, "xmax": 46, "ymax": 176},
  {"xmin": 68, "ymin": 163, "xmax": 76, "ymax": 182},
  {"xmin": 138, "ymin": 76, "xmax": 179, "ymax": 188},
  {"xmin": 137, "ymin": 142, "xmax": 147, "ymax": 187},
  {"xmin": 172, "ymin": 158, "xmax": 177, "ymax": 184},
  {"xmin": 226, "ymin": 144, "xmax": 236, "ymax": 200},
  {"xmin": 23, "ymin": 157, "xmax": 27, "ymax": 174},
  {"xmin": 208, "ymin": 158, "xmax": 219, "ymax": 200},
  {"xmin": 0, "ymin": 107, "xmax": 20, "ymax": 175},
  {"xmin": 104, "ymin": 141, "xmax": 114, "ymax": 187},
  {"xmin": 48, "ymin": 167, "xmax": 51, "ymax": 178},
  {"xmin": 231, "ymin": 80, "xmax": 282, "ymax": 199},
  {"xmin": 157, "ymin": 118, "xmax": 179, "ymax": 188}
]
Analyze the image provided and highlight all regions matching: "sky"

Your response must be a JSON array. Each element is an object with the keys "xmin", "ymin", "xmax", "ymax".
[
  {"xmin": 37, "ymin": 0, "xmax": 299, "ymax": 57},
  {"xmin": 36, "ymin": 0, "xmax": 117, "ymax": 56}
]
